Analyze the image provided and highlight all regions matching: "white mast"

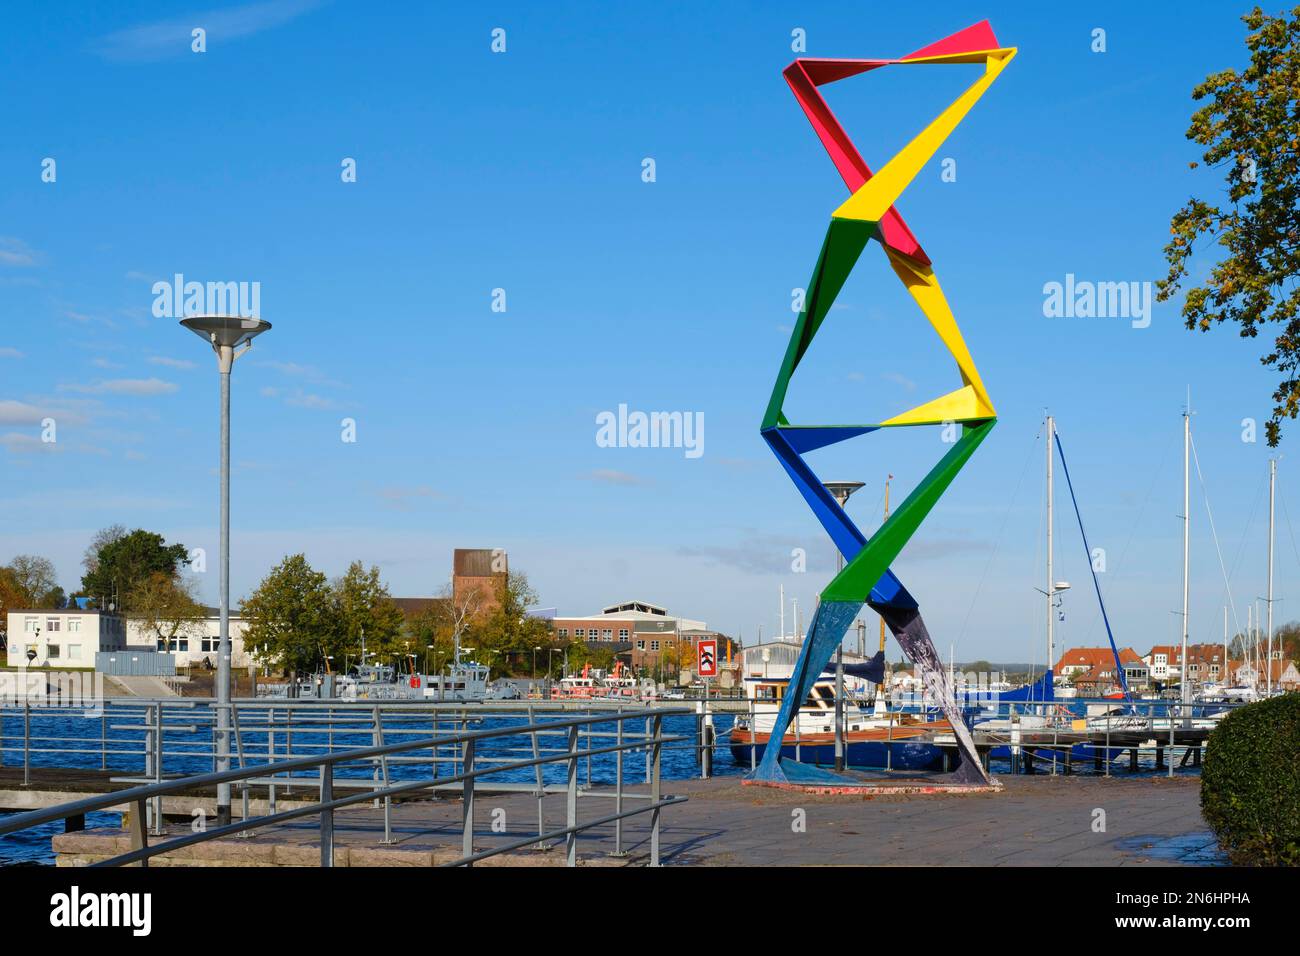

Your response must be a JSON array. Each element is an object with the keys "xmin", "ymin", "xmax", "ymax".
[
  {"xmin": 1267, "ymin": 458, "xmax": 1276, "ymax": 696},
  {"xmin": 1223, "ymin": 606, "xmax": 1228, "ymax": 686},
  {"xmin": 1247, "ymin": 604, "xmax": 1254, "ymax": 681},
  {"xmin": 1046, "ymin": 415, "xmax": 1055, "ymax": 681},
  {"xmin": 1180, "ymin": 406, "xmax": 1191, "ymax": 713}
]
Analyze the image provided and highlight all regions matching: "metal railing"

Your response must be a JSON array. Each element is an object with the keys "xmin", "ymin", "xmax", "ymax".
[
  {"xmin": 0, "ymin": 706, "xmax": 689, "ymax": 867},
  {"xmin": 0, "ymin": 691, "xmax": 1256, "ymax": 799}
]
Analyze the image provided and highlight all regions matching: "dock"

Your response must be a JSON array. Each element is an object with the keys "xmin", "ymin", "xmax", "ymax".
[{"xmin": 48, "ymin": 773, "xmax": 1219, "ymax": 867}]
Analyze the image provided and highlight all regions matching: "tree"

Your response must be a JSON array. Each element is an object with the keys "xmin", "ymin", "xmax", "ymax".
[
  {"xmin": 130, "ymin": 572, "xmax": 206, "ymax": 652},
  {"xmin": 241, "ymin": 554, "xmax": 336, "ymax": 680},
  {"xmin": 407, "ymin": 603, "xmax": 454, "ymax": 675},
  {"xmin": 661, "ymin": 639, "xmax": 697, "ymax": 678},
  {"xmin": 332, "ymin": 561, "xmax": 404, "ymax": 667},
  {"xmin": 0, "ymin": 567, "xmax": 24, "ymax": 649},
  {"xmin": 1157, "ymin": 6, "xmax": 1300, "ymax": 445},
  {"xmin": 81, "ymin": 529, "xmax": 189, "ymax": 612},
  {"xmin": 467, "ymin": 571, "xmax": 554, "ymax": 677},
  {"xmin": 82, "ymin": 525, "xmax": 126, "ymax": 578},
  {"xmin": 5, "ymin": 554, "xmax": 60, "ymax": 606}
]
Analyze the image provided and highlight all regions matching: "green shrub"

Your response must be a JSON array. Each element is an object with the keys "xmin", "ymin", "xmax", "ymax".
[{"xmin": 1201, "ymin": 694, "xmax": 1300, "ymax": 865}]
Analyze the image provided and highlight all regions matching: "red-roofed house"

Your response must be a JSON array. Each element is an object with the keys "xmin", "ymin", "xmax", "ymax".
[
  {"xmin": 1230, "ymin": 656, "xmax": 1300, "ymax": 691},
  {"xmin": 1144, "ymin": 644, "xmax": 1230, "ymax": 686},
  {"xmin": 1054, "ymin": 647, "xmax": 1148, "ymax": 693}
]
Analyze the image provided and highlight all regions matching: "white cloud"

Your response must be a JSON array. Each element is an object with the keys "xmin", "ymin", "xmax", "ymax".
[
  {"xmin": 376, "ymin": 486, "xmax": 444, "ymax": 511},
  {"xmin": 0, "ymin": 432, "xmax": 57, "ymax": 455},
  {"xmin": 582, "ymin": 469, "xmax": 649, "ymax": 487},
  {"xmin": 0, "ymin": 347, "xmax": 23, "ymax": 359},
  {"xmin": 284, "ymin": 390, "xmax": 338, "ymax": 410},
  {"xmin": 95, "ymin": 0, "xmax": 323, "ymax": 61},
  {"xmin": 0, "ymin": 237, "xmax": 38, "ymax": 267},
  {"xmin": 258, "ymin": 360, "xmax": 344, "ymax": 387},
  {"xmin": 60, "ymin": 378, "xmax": 179, "ymax": 396},
  {"xmin": 147, "ymin": 356, "xmax": 197, "ymax": 370}
]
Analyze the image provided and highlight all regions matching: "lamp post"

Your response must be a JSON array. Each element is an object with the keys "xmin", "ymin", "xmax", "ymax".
[
  {"xmin": 180, "ymin": 314, "xmax": 270, "ymax": 827},
  {"xmin": 823, "ymin": 480, "xmax": 865, "ymax": 772}
]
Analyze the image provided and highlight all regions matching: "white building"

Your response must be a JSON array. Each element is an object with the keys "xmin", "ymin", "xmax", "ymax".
[
  {"xmin": 6, "ymin": 609, "xmax": 127, "ymax": 667},
  {"xmin": 125, "ymin": 607, "xmax": 252, "ymax": 668}
]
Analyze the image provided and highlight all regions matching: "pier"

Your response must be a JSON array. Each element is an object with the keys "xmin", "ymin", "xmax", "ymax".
[
  {"xmin": 43, "ymin": 773, "xmax": 1216, "ymax": 867},
  {"xmin": 0, "ymin": 695, "xmax": 1224, "ymax": 866}
]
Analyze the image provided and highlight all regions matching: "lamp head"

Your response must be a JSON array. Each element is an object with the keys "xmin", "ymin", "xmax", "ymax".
[{"xmin": 180, "ymin": 315, "xmax": 271, "ymax": 350}]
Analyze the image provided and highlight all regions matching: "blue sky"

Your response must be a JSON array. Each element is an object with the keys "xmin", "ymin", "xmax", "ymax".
[{"xmin": 1, "ymin": 0, "xmax": 1293, "ymax": 665}]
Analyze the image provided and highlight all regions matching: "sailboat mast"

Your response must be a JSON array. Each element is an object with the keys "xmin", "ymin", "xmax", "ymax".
[
  {"xmin": 1046, "ymin": 415, "xmax": 1055, "ymax": 683},
  {"xmin": 1181, "ymin": 408, "xmax": 1191, "ymax": 709},
  {"xmin": 1223, "ymin": 605, "xmax": 1228, "ymax": 686},
  {"xmin": 780, "ymin": 584, "xmax": 785, "ymax": 642},
  {"xmin": 878, "ymin": 475, "xmax": 892, "ymax": 657},
  {"xmin": 1267, "ymin": 458, "xmax": 1276, "ymax": 696}
]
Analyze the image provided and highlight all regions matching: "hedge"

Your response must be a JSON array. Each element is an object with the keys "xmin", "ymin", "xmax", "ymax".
[{"xmin": 1200, "ymin": 693, "xmax": 1300, "ymax": 865}]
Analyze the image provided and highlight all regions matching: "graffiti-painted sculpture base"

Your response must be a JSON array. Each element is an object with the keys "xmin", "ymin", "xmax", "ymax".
[{"xmin": 748, "ymin": 21, "xmax": 1016, "ymax": 788}]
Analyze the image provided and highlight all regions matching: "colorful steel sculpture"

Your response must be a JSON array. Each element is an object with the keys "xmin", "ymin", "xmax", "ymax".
[{"xmin": 752, "ymin": 21, "xmax": 1016, "ymax": 786}]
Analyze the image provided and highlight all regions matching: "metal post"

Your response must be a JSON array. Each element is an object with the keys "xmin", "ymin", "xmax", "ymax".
[
  {"xmin": 748, "ymin": 698, "xmax": 756, "ymax": 772},
  {"xmin": 1180, "ymin": 408, "xmax": 1190, "ymax": 722},
  {"xmin": 1105, "ymin": 716, "xmax": 1111, "ymax": 778},
  {"xmin": 23, "ymin": 699, "xmax": 30, "ymax": 787},
  {"xmin": 101, "ymin": 712, "xmax": 107, "ymax": 770},
  {"xmin": 217, "ymin": 361, "xmax": 232, "ymax": 827},
  {"xmin": 1267, "ymin": 458, "xmax": 1276, "ymax": 697},
  {"xmin": 129, "ymin": 797, "xmax": 149, "ymax": 868},
  {"xmin": 285, "ymin": 705, "xmax": 293, "ymax": 792},
  {"xmin": 143, "ymin": 705, "xmax": 154, "ymax": 832},
  {"xmin": 1047, "ymin": 415, "xmax": 1055, "ymax": 687},
  {"xmin": 462, "ymin": 737, "xmax": 476, "ymax": 865},
  {"xmin": 1168, "ymin": 702, "xmax": 1176, "ymax": 778},
  {"xmin": 232, "ymin": 704, "xmax": 250, "ymax": 830},
  {"xmin": 152, "ymin": 704, "xmax": 164, "ymax": 836},
  {"xmin": 614, "ymin": 712, "xmax": 625, "ymax": 856},
  {"xmin": 320, "ymin": 763, "xmax": 334, "ymax": 867},
  {"xmin": 528, "ymin": 704, "xmax": 545, "ymax": 845},
  {"xmin": 695, "ymin": 701, "xmax": 704, "ymax": 778},
  {"xmin": 834, "ymin": 646, "xmax": 845, "ymax": 771},
  {"xmin": 650, "ymin": 713, "xmax": 663, "ymax": 867},
  {"xmin": 886, "ymin": 708, "xmax": 893, "ymax": 773},
  {"xmin": 566, "ymin": 724, "xmax": 579, "ymax": 867}
]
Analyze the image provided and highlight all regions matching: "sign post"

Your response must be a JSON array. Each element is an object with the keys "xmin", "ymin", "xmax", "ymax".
[{"xmin": 698, "ymin": 640, "xmax": 717, "ymax": 685}]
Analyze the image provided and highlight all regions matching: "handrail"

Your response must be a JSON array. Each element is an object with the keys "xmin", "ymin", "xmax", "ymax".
[
  {"xmin": 0, "ymin": 705, "xmax": 688, "ymax": 831},
  {"xmin": 0, "ymin": 706, "xmax": 690, "ymax": 867}
]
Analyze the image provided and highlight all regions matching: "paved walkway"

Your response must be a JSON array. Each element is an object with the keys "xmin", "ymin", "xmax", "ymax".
[{"xmin": 52, "ymin": 772, "xmax": 1222, "ymax": 866}]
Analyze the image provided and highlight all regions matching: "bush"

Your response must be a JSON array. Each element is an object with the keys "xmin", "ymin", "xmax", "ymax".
[{"xmin": 1201, "ymin": 694, "xmax": 1300, "ymax": 865}]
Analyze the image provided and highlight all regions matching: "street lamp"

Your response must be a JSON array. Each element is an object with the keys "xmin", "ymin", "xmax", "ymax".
[{"xmin": 180, "ymin": 314, "xmax": 270, "ymax": 826}]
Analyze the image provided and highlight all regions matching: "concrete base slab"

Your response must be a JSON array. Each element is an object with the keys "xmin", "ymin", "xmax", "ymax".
[{"xmin": 742, "ymin": 777, "xmax": 1003, "ymax": 796}]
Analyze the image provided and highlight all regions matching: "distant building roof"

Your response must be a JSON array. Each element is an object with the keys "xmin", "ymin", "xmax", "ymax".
[
  {"xmin": 391, "ymin": 597, "xmax": 447, "ymax": 617},
  {"xmin": 454, "ymin": 549, "xmax": 505, "ymax": 577},
  {"xmin": 1055, "ymin": 647, "xmax": 1141, "ymax": 672},
  {"xmin": 601, "ymin": 601, "xmax": 668, "ymax": 617}
]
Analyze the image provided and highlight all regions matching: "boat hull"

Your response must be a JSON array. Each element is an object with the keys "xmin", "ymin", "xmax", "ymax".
[{"xmin": 729, "ymin": 727, "xmax": 947, "ymax": 772}]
